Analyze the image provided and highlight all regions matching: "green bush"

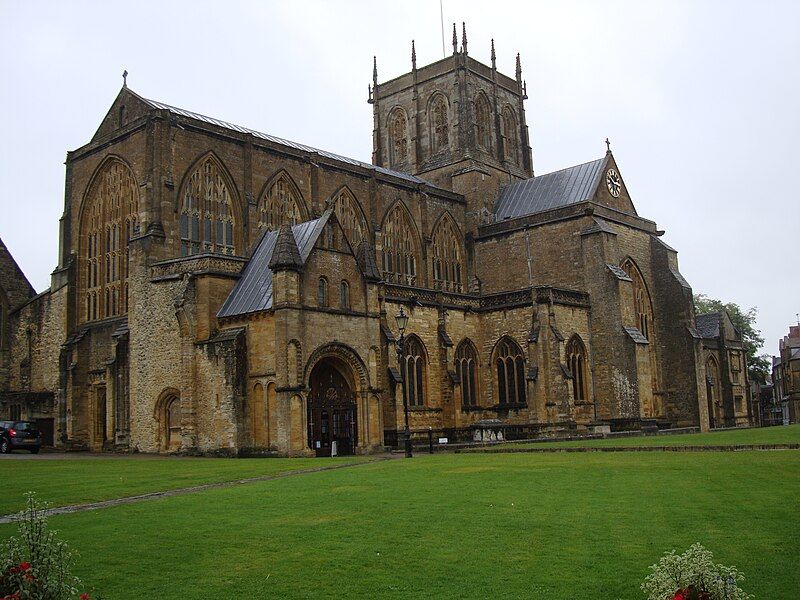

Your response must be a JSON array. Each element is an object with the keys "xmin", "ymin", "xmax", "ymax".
[
  {"xmin": 0, "ymin": 493, "xmax": 89, "ymax": 600},
  {"xmin": 642, "ymin": 542, "xmax": 752, "ymax": 600}
]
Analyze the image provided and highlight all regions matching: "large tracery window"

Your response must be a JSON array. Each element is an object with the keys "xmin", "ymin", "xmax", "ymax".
[
  {"xmin": 455, "ymin": 340, "xmax": 478, "ymax": 407},
  {"xmin": 431, "ymin": 215, "xmax": 463, "ymax": 292},
  {"xmin": 259, "ymin": 172, "xmax": 306, "ymax": 232},
  {"xmin": 401, "ymin": 335, "xmax": 427, "ymax": 407},
  {"xmin": 180, "ymin": 157, "xmax": 235, "ymax": 256},
  {"xmin": 474, "ymin": 93, "xmax": 492, "ymax": 150},
  {"xmin": 82, "ymin": 158, "xmax": 139, "ymax": 322},
  {"xmin": 566, "ymin": 335, "xmax": 589, "ymax": 402},
  {"xmin": 502, "ymin": 106, "xmax": 519, "ymax": 165},
  {"xmin": 495, "ymin": 337, "xmax": 526, "ymax": 406},
  {"xmin": 330, "ymin": 188, "xmax": 366, "ymax": 248},
  {"xmin": 430, "ymin": 94, "xmax": 449, "ymax": 154},
  {"xmin": 389, "ymin": 109, "xmax": 408, "ymax": 166},
  {"xmin": 621, "ymin": 259, "xmax": 653, "ymax": 341},
  {"xmin": 381, "ymin": 204, "xmax": 419, "ymax": 286}
]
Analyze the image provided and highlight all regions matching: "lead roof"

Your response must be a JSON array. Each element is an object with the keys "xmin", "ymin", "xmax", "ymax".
[{"xmin": 494, "ymin": 156, "xmax": 607, "ymax": 221}]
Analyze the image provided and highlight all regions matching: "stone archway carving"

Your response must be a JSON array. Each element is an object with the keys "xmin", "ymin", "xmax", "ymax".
[{"xmin": 303, "ymin": 342, "xmax": 369, "ymax": 392}]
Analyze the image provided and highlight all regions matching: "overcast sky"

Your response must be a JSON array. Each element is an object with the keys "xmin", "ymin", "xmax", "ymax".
[{"xmin": 1, "ymin": 0, "xmax": 797, "ymax": 354}]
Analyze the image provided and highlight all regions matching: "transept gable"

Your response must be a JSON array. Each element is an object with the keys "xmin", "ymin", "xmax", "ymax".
[
  {"xmin": 493, "ymin": 152, "xmax": 638, "ymax": 221},
  {"xmin": 589, "ymin": 153, "xmax": 637, "ymax": 216},
  {"xmin": 90, "ymin": 86, "xmax": 154, "ymax": 143}
]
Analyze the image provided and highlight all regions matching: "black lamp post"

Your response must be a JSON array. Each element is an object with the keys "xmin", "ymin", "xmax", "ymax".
[{"xmin": 395, "ymin": 307, "xmax": 412, "ymax": 458}]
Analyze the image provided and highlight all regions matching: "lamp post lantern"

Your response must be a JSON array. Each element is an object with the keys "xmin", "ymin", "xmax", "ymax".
[{"xmin": 395, "ymin": 307, "xmax": 413, "ymax": 458}]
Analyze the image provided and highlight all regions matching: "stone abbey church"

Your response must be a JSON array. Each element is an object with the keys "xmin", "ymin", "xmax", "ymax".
[{"xmin": 0, "ymin": 32, "xmax": 753, "ymax": 455}]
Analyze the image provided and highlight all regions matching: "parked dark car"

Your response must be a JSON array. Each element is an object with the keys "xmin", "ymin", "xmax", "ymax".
[{"xmin": 0, "ymin": 421, "xmax": 42, "ymax": 454}]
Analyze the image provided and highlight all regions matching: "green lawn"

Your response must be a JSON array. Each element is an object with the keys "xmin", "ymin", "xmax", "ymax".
[
  {"xmin": 0, "ymin": 456, "xmax": 367, "ymax": 516},
  {"xmin": 489, "ymin": 424, "xmax": 800, "ymax": 450},
  {"xmin": 1, "ymin": 451, "xmax": 797, "ymax": 599}
]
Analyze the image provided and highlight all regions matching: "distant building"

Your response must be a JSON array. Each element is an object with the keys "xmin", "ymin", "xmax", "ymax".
[
  {"xmin": 695, "ymin": 312, "xmax": 752, "ymax": 427},
  {"xmin": 773, "ymin": 325, "xmax": 800, "ymax": 423}
]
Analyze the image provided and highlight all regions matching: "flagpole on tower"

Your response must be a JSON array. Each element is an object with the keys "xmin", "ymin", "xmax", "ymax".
[{"xmin": 440, "ymin": 0, "xmax": 446, "ymax": 58}]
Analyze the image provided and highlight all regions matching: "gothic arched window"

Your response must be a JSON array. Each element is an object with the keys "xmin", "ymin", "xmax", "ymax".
[
  {"xmin": 317, "ymin": 277, "xmax": 328, "ymax": 308},
  {"xmin": 180, "ymin": 156, "xmax": 235, "ymax": 256},
  {"xmin": 259, "ymin": 172, "xmax": 305, "ymax": 232},
  {"xmin": 431, "ymin": 214, "xmax": 463, "ymax": 293},
  {"xmin": 502, "ymin": 106, "xmax": 518, "ymax": 165},
  {"xmin": 566, "ymin": 335, "xmax": 589, "ymax": 402},
  {"xmin": 330, "ymin": 188, "xmax": 366, "ymax": 248},
  {"xmin": 474, "ymin": 93, "xmax": 492, "ymax": 150},
  {"xmin": 621, "ymin": 257, "xmax": 661, "ymax": 414},
  {"xmin": 402, "ymin": 335, "xmax": 427, "ymax": 407},
  {"xmin": 430, "ymin": 94, "xmax": 449, "ymax": 154},
  {"xmin": 706, "ymin": 355, "xmax": 722, "ymax": 428},
  {"xmin": 381, "ymin": 204, "xmax": 419, "ymax": 286},
  {"xmin": 621, "ymin": 259, "xmax": 653, "ymax": 341},
  {"xmin": 494, "ymin": 336, "xmax": 526, "ymax": 406},
  {"xmin": 81, "ymin": 158, "xmax": 139, "ymax": 322},
  {"xmin": 339, "ymin": 280, "xmax": 350, "ymax": 310},
  {"xmin": 455, "ymin": 340, "xmax": 478, "ymax": 407},
  {"xmin": 389, "ymin": 109, "xmax": 408, "ymax": 166}
]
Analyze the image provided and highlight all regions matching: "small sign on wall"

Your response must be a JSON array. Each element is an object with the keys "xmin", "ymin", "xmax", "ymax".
[
  {"xmin": 315, "ymin": 441, "xmax": 321, "ymax": 449},
  {"xmin": 438, "ymin": 437, "xmax": 448, "ymax": 445}
]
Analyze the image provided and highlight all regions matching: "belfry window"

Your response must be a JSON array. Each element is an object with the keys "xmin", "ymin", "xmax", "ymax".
[
  {"xmin": 566, "ymin": 335, "xmax": 589, "ymax": 402},
  {"xmin": 455, "ymin": 340, "xmax": 478, "ymax": 407},
  {"xmin": 502, "ymin": 106, "xmax": 518, "ymax": 164},
  {"xmin": 259, "ymin": 172, "xmax": 305, "ymax": 232},
  {"xmin": 474, "ymin": 93, "xmax": 491, "ymax": 150},
  {"xmin": 495, "ymin": 337, "xmax": 526, "ymax": 406},
  {"xmin": 389, "ymin": 109, "xmax": 408, "ymax": 166},
  {"xmin": 401, "ymin": 335, "xmax": 426, "ymax": 407},
  {"xmin": 180, "ymin": 157, "xmax": 235, "ymax": 256},
  {"xmin": 431, "ymin": 215, "xmax": 463, "ymax": 293},
  {"xmin": 381, "ymin": 204, "xmax": 419, "ymax": 286},
  {"xmin": 81, "ymin": 158, "xmax": 139, "ymax": 322},
  {"xmin": 430, "ymin": 95, "xmax": 449, "ymax": 154}
]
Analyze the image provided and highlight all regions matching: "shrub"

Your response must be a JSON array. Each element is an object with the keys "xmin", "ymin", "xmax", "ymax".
[
  {"xmin": 0, "ymin": 493, "xmax": 90, "ymax": 600},
  {"xmin": 641, "ymin": 542, "xmax": 752, "ymax": 600}
]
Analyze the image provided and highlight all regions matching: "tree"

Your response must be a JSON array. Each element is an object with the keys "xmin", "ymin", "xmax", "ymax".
[{"xmin": 694, "ymin": 294, "xmax": 770, "ymax": 384}]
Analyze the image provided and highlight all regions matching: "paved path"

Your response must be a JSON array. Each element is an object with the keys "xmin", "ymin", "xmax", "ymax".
[{"xmin": 0, "ymin": 456, "xmax": 393, "ymax": 524}]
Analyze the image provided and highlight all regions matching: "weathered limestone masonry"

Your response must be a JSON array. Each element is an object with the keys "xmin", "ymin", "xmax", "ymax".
[{"xmin": 0, "ymin": 30, "xmax": 752, "ymax": 454}]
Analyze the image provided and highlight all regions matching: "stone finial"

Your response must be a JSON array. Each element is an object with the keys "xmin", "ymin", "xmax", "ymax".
[
  {"xmin": 122, "ymin": 69, "xmax": 128, "ymax": 87},
  {"xmin": 515, "ymin": 53, "xmax": 522, "ymax": 82},
  {"xmin": 491, "ymin": 39, "xmax": 496, "ymax": 69},
  {"xmin": 268, "ymin": 224, "xmax": 302, "ymax": 271},
  {"xmin": 461, "ymin": 22, "xmax": 468, "ymax": 55},
  {"xmin": 452, "ymin": 23, "xmax": 458, "ymax": 54},
  {"xmin": 411, "ymin": 40, "xmax": 416, "ymax": 70},
  {"xmin": 605, "ymin": 137, "xmax": 611, "ymax": 153},
  {"xmin": 372, "ymin": 56, "xmax": 378, "ymax": 84}
]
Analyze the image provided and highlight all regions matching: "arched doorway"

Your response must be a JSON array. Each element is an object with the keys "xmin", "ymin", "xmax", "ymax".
[
  {"xmin": 156, "ymin": 390, "xmax": 181, "ymax": 452},
  {"xmin": 308, "ymin": 359, "xmax": 357, "ymax": 457}
]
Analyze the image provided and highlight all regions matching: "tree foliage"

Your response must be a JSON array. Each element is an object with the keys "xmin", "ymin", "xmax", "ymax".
[{"xmin": 694, "ymin": 294, "xmax": 770, "ymax": 384}]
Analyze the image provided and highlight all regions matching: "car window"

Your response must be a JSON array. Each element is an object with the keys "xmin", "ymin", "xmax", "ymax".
[
  {"xmin": 0, "ymin": 421, "xmax": 11, "ymax": 429},
  {"xmin": 13, "ymin": 422, "xmax": 36, "ymax": 432}
]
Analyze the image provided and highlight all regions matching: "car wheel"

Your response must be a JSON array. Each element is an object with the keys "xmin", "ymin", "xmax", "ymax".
[
  {"xmin": 0, "ymin": 438, "xmax": 9, "ymax": 454},
  {"xmin": 30, "ymin": 447, "xmax": 40, "ymax": 454}
]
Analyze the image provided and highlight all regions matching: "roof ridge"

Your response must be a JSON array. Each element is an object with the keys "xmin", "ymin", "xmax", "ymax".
[
  {"xmin": 131, "ymin": 90, "xmax": 447, "ymax": 192},
  {"xmin": 513, "ymin": 156, "xmax": 606, "ymax": 185}
]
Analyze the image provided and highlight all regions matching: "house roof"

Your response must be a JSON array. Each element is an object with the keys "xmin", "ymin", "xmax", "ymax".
[
  {"xmin": 695, "ymin": 313, "xmax": 721, "ymax": 339},
  {"xmin": 494, "ymin": 157, "xmax": 606, "ymax": 220},
  {"xmin": 129, "ymin": 89, "xmax": 442, "ymax": 191},
  {"xmin": 217, "ymin": 215, "xmax": 329, "ymax": 319}
]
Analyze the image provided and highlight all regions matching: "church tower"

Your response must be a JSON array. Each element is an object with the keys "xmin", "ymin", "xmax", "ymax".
[{"xmin": 369, "ymin": 24, "xmax": 533, "ymax": 219}]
